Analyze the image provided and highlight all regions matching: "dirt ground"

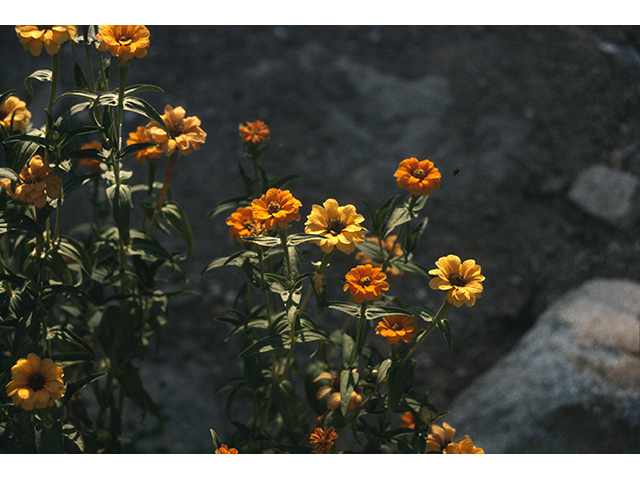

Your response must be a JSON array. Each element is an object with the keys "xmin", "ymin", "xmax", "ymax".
[{"xmin": 2, "ymin": 25, "xmax": 640, "ymax": 452}]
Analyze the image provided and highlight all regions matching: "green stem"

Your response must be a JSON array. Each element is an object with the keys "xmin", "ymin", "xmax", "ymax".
[
  {"xmin": 52, "ymin": 186, "xmax": 63, "ymax": 244},
  {"xmin": 47, "ymin": 53, "xmax": 60, "ymax": 116},
  {"xmin": 349, "ymin": 302, "xmax": 368, "ymax": 367},
  {"xmin": 398, "ymin": 298, "xmax": 451, "ymax": 367},
  {"xmin": 146, "ymin": 151, "xmax": 178, "ymax": 237},
  {"xmin": 83, "ymin": 28, "xmax": 96, "ymax": 92},
  {"xmin": 298, "ymin": 249, "xmax": 335, "ymax": 319}
]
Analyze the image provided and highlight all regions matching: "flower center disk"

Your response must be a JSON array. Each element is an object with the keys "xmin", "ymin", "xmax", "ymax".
[
  {"xmin": 326, "ymin": 217, "xmax": 346, "ymax": 236},
  {"xmin": 412, "ymin": 168, "xmax": 427, "ymax": 180},
  {"xmin": 27, "ymin": 373, "xmax": 46, "ymax": 391},
  {"xmin": 267, "ymin": 202, "xmax": 281, "ymax": 214},
  {"xmin": 449, "ymin": 273, "xmax": 467, "ymax": 287}
]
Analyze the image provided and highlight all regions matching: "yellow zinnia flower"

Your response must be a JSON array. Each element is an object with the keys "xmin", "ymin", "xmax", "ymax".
[
  {"xmin": 309, "ymin": 426, "xmax": 338, "ymax": 454},
  {"xmin": 1, "ymin": 155, "xmax": 62, "ymax": 209},
  {"xmin": 304, "ymin": 198, "xmax": 366, "ymax": 254},
  {"xmin": 394, "ymin": 157, "xmax": 441, "ymax": 196},
  {"xmin": 343, "ymin": 264, "xmax": 389, "ymax": 304},
  {"xmin": 375, "ymin": 314, "xmax": 418, "ymax": 345},
  {"xmin": 0, "ymin": 96, "xmax": 31, "ymax": 132},
  {"xmin": 5, "ymin": 353, "xmax": 66, "ymax": 411},
  {"xmin": 314, "ymin": 372, "xmax": 363, "ymax": 412},
  {"xmin": 96, "ymin": 25, "xmax": 150, "ymax": 65},
  {"xmin": 425, "ymin": 422, "xmax": 457, "ymax": 452},
  {"xmin": 226, "ymin": 206, "xmax": 268, "ymax": 242},
  {"xmin": 251, "ymin": 188, "xmax": 302, "ymax": 231},
  {"xmin": 127, "ymin": 126, "xmax": 162, "ymax": 164},
  {"xmin": 443, "ymin": 436, "xmax": 484, "ymax": 454},
  {"xmin": 239, "ymin": 120, "xmax": 270, "ymax": 143},
  {"xmin": 15, "ymin": 25, "xmax": 77, "ymax": 56},
  {"xmin": 428, "ymin": 255, "xmax": 485, "ymax": 307},
  {"xmin": 355, "ymin": 235, "xmax": 404, "ymax": 279},
  {"xmin": 145, "ymin": 105, "xmax": 207, "ymax": 157},
  {"xmin": 215, "ymin": 444, "xmax": 239, "ymax": 454}
]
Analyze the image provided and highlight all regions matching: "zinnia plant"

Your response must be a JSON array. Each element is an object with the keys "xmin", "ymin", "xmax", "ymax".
[
  {"xmin": 251, "ymin": 188, "xmax": 302, "ymax": 230},
  {"xmin": 429, "ymin": 255, "xmax": 485, "ymax": 307},
  {"xmin": 343, "ymin": 264, "xmax": 389, "ymax": 303},
  {"xmin": 394, "ymin": 157, "xmax": 441, "ymax": 196},
  {"xmin": 304, "ymin": 198, "xmax": 366, "ymax": 254},
  {"xmin": 5, "ymin": 353, "xmax": 66, "ymax": 411},
  {"xmin": 96, "ymin": 25, "xmax": 150, "ymax": 65},
  {"xmin": 0, "ymin": 155, "xmax": 62, "ymax": 209}
]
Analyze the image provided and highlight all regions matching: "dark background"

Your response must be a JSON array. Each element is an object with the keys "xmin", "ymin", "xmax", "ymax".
[{"xmin": 2, "ymin": 25, "xmax": 640, "ymax": 452}]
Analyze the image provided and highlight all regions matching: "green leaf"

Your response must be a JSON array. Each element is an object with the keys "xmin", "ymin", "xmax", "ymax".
[
  {"xmin": 116, "ymin": 361, "xmax": 162, "ymax": 423},
  {"xmin": 62, "ymin": 423, "xmax": 85, "ymax": 453},
  {"xmin": 35, "ymin": 420, "xmax": 63, "ymax": 454},
  {"xmin": 377, "ymin": 358, "xmax": 392, "ymax": 389},
  {"xmin": 0, "ymin": 167, "xmax": 18, "ymax": 182},
  {"xmin": 341, "ymin": 332, "xmax": 355, "ymax": 367},
  {"xmin": 207, "ymin": 195, "xmax": 251, "ymax": 220},
  {"xmin": 339, "ymin": 369, "xmax": 359, "ymax": 416},
  {"xmin": 0, "ymin": 211, "xmax": 43, "ymax": 237},
  {"xmin": 123, "ymin": 96, "xmax": 168, "ymax": 133},
  {"xmin": 106, "ymin": 184, "xmax": 132, "ymax": 245},
  {"xmin": 437, "ymin": 318, "xmax": 453, "ymax": 357},
  {"xmin": 388, "ymin": 360, "xmax": 416, "ymax": 410},
  {"xmin": 64, "ymin": 372, "xmax": 106, "ymax": 399},
  {"xmin": 237, "ymin": 334, "xmax": 290, "ymax": 358},
  {"xmin": 25, "ymin": 69, "xmax": 52, "ymax": 96},
  {"xmin": 354, "ymin": 238, "xmax": 385, "ymax": 263},
  {"xmin": 286, "ymin": 233, "xmax": 327, "ymax": 246},
  {"xmin": 406, "ymin": 304, "xmax": 436, "ymax": 323},
  {"xmin": 210, "ymin": 429, "xmax": 222, "ymax": 451},
  {"xmin": 57, "ymin": 235, "xmax": 92, "ymax": 278},
  {"xmin": 123, "ymin": 84, "xmax": 165, "ymax": 96},
  {"xmin": 160, "ymin": 200, "xmax": 194, "ymax": 260},
  {"xmin": 242, "ymin": 235, "xmax": 281, "ymax": 247},
  {"xmin": 364, "ymin": 305, "xmax": 416, "ymax": 320},
  {"xmin": 327, "ymin": 301, "xmax": 362, "ymax": 318},
  {"xmin": 116, "ymin": 141, "xmax": 158, "ymax": 162},
  {"xmin": 274, "ymin": 380, "xmax": 299, "ymax": 431}
]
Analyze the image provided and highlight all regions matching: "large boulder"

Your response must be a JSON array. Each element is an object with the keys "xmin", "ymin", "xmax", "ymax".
[{"xmin": 444, "ymin": 278, "xmax": 640, "ymax": 453}]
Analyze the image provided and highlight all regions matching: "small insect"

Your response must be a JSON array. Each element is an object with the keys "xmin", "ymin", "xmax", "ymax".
[{"xmin": 453, "ymin": 167, "xmax": 460, "ymax": 176}]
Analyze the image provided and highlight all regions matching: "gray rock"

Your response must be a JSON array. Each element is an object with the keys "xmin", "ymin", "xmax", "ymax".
[
  {"xmin": 444, "ymin": 278, "xmax": 640, "ymax": 453},
  {"xmin": 568, "ymin": 164, "xmax": 640, "ymax": 229}
]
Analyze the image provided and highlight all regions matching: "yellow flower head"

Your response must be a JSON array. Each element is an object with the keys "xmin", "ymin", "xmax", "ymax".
[
  {"xmin": 251, "ymin": 188, "xmax": 302, "ymax": 231},
  {"xmin": 226, "ymin": 206, "xmax": 268, "ymax": 242},
  {"xmin": 145, "ymin": 105, "xmax": 207, "ymax": 157},
  {"xmin": 309, "ymin": 426, "xmax": 339, "ymax": 454},
  {"xmin": 400, "ymin": 411, "xmax": 416, "ymax": 429},
  {"xmin": 127, "ymin": 126, "xmax": 162, "ymax": 164},
  {"xmin": 314, "ymin": 372, "xmax": 363, "ymax": 412},
  {"xmin": 1, "ymin": 155, "xmax": 62, "ymax": 209},
  {"xmin": 343, "ymin": 264, "xmax": 389, "ymax": 304},
  {"xmin": 304, "ymin": 198, "xmax": 366, "ymax": 254},
  {"xmin": 5, "ymin": 353, "xmax": 66, "ymax": 411},
  {"xmin": 443, "ymin": 436, "xmax": 484, "ymax": 454},
  {"xmin": 0, "ymin": 96, "xmax": 31, "ymax": 132},
  {"xmin": 239, "ymin": 120, "xmax": 270, "ymax": 143},
  {"xmin": 355, "ymin": 235, "xmax": 404, "ymax": 279},
  {"xmin": 428, "ymin": 255, "xmax": 485, "ymax": 307},
  {"xmin": 96, "ymin": 25, "xmax": 150, "ymax": 65},
  {"xmin": 394, "ymin": 157, "xmax": 441, "ymax": 196},
  {"xmin": 425, "ymin": 422, "xmax": 457, "ymax": 452},
  {"xmin": 215, "ymin": 444, "xmax": 238, "ymax": 454},
  {"xmin": 78, "ymin": 141, "xmax": 103, "ymax": 173},
  {"xmin": 375, "ymin": 314, "xmax": 418, "ymax": 345},
  {"xmin": 15, "ymin": 25, "xmax": 77, "ymax": 56}
]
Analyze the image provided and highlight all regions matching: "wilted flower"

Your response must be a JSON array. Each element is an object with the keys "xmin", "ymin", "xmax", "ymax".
[
  {"xmin": 443, "ymin": 437, "xmax": 484, "ymax": 454},
  {"xmin": 0, "ymin": 95, "xmax": 31, "ymax": 132},
  {"xmin": 343, "ymin": 264, "xmax": 389, "ymax": 303},
  {"xmin": 78, "ymin": 141, "xmax": 103, "ymax": 173},
  {"xmin": 1, "ymin": 155, "xmax": 62, "ymax": 209},
  {"xmin": 96, "ymin": 25, "xmax": 150, "ymax": 65},
  {"xmin": 145, "ymin": 105, "xmax": 206, "ymax": 157},
  {"xmin": 215, "ymin": 444, "xmax": 238, "ymax": 454},
  {"xmin": 251, "ymin": 188, "xmax": 302, "ymax": 231},
  {"xmin": 304, "ymin": 198, "xmax": 366, "ymax": 254},
  {"xmin": 400, "ymin": 411, "xmax": 416, "ymax": 429},
  {"xmin": 428, "ymin": 255, "xmax": 485, "ymax": 307},
  {"xmin": 226, "ymin": 206, "xmax": 268, "ymax": 242},
  {"xmin": 355, "ymin": 235, "xmax": 404, "ymax": 279},
  {"xmin": 5, "ymin": 353, "xmax": 66, "ymax": 411},
  {"xmin": 239, "ymin": 120, "xmax": 270, "ymax": 143},
  {"xmin": 15, "ymin": 25, "xmax": 77, "ymax": 56},
  {"xmin": 314, "ymin": 372, "xmax": 363, "ymax": 411},
  {"xmin": 375, "ymin": 315, "xmax": 418, "ymax": 345},
  {"xmin": 127, "ymin": 126, "xmax": 162, "ymax": 164},
  {"xmin": 309, "ymin": 426, "xmax": 338, "ymax": 454},
  {"xmin": 425, "ymin": 422, "xmax": 457, "ymax": 452},
  {"xmin": 394, "ymin": 157, "xmax": 441, "ymax": 196}
]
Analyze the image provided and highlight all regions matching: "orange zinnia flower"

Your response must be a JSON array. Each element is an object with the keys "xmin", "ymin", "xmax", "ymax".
[
  {"xmin": 5, "ymin": 353, "xmax": 66, "ymax": 411},
  {"xmin": 226, "ymin": 206, "xmax": 268, "ymax": 242},
  {"xmin": 375, "ymin": 315, "xmax": 418, "ymax": 345},
  {"xmin": 343, "ymin": 264, "xmax": 389, "ymax": 303},
  {"xmin": 355, "ymin": 235, "xmax": 404, "ymax": 280},
  {"xmin": 304, "ymin": 198, "xmax": 366, "ymax": 254},
  {"xmin": 239, "ymin": 120, "xmax": 270, "ymax": 143},
  {"xmin": 394, "ymin": 157, "xmax": 441, "ymax": 196},
  {"xmin": 400, "ymin": 411, "xmax": 416, "ymax": 429},
  {"xmin": 314, "ymin": 372, "xmax": 363, "ymax": 412},
  {"xmin": 78, "ymin": 141, "xmax": 103, "ymax": 173},
  {"xmin": 15, "ymin": 25, "xmax": 77, "ymax": 56},
  {"xmin": 428, "ymin": 255, "xmax": 485, "ymax": 307},
  {"xmin": 443, "ymin": 437, "xmax": 484, "ymax": 454},
  {"xmin": 309, "ymin": 427, "xmax": 338, "ymax": 454},
  {"xmin": 0, "ymin": 95, "xmax": 31, "ymax": 132},
  {"xmin": 251, "ymin": 188, "xmax": 302, "ymax": 231},
  {"xmin": 145, "ymin": 105, "xmax": 206, "ymax": 157},
  {"xmin": 96, "ymin": 25, "xmax": 150, "ymax": 65},
  {"xmin": 215, "ymin": 444, "xmax": 239, "ymax": 454},
  {"xmin": 425, "ymin": 422, "xmax": 457, "ymax": 452},
  {"xmin": 1, "ymin": 155, "xmax": 62, "ymax": 209},
  {"xmin": 127, "ymin": 126, "xmax": 162, "ymax": 164}
]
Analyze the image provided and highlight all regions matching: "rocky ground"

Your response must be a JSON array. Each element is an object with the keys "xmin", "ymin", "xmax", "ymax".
[{"xmin": 2, "ymin": 25, "xmax": 640, "ymax": 453}]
